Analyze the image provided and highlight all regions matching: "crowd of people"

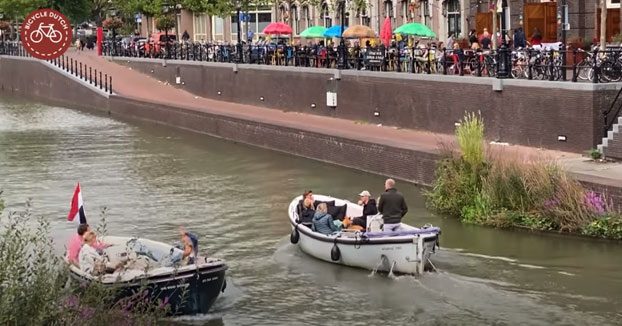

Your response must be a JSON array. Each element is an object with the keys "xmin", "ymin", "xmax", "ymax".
[{"xmin": 296, "ymin": 178, "xmax": 409, "ymax": 235}]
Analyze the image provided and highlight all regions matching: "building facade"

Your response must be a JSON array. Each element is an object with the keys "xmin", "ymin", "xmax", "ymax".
[{"xmin": 139, "ymin": 0, "xmax": 608, "ymax": 45}]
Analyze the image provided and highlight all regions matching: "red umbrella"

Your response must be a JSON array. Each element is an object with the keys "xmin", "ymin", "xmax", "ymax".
[
  {"xmin": 262, "ymin": 22, "xmax": 293, "ymax": 35},
  {"xmin": 380, "ymin": 17, "xmax": 392, "ymax": 47}
]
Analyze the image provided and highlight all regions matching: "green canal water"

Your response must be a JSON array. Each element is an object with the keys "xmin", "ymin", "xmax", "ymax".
[{"xmin": 0, "ymin": 97, "xmax": 621, "ymax": 325}]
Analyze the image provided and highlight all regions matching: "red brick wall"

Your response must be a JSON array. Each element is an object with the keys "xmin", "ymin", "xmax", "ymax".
[{"xmin": 118, "ymin": 59, "xmax": 617, "ymax": 154}]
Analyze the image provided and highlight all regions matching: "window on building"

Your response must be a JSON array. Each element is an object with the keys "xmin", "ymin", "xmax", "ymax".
[
  {"xmin": 258, "ymin": 12, "xmax": 272, "ymax": 33},
  {"xmin": 384, "ymin": 0, "xmax": 393, "ymax": 18},
  {"xmin": 194, "ymin": 13, "xmax": 207, "ymax": 41},
  {"xmin": 358, "ymin": 5, "xmax": 370, "ymax": 26},
  {"xmin": 401, "ymin": 0, "xmax": 408, "ymax": 22},
  {"xmin": 320, "ymin": 3, "xmax": 331, "ymax": 27},
  {"xmin": 421, "ymin": 0, "xmax": 431, "ymax": 27},
  {"xmin": 232, "ymin": 14, "xmax": 238, "ymax": 34},
  {"xmin": 291, "ymin": 4, "xmax": 299, "ymax": 34},
  {"xmin": 213, "ymin": 16, "xmax": 224, "ymax": 38},
  {"xmin": 302, "ymin": 5, "xmax": 310, "ymax": 30},
  {"xmin": 446, "ymin": 0, "xmax": 460, "ymax": 38}
]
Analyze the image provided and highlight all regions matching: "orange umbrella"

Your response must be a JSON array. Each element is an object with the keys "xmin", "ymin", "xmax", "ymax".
[{"xmin": 342, "ymin": 25, "xmax": 377, "ymax": 39}]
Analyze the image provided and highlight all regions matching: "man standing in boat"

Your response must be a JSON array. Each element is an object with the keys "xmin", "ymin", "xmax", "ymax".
[{"xmin": 378, "ymin": 179, "xmax": 408, "ymax": 231}]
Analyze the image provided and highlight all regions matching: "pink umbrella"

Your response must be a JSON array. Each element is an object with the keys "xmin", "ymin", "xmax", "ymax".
[
  {"xmin": 262, "ymin": 22, "xmax": 293, "ymax": 35},
  {"xmin": 380, "ymin": 17, "xmax": 392, "ymax": 47}
]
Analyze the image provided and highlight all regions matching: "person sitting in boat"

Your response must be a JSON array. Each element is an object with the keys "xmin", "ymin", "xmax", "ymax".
[
  {"xmin": 67, "ymin": 223, "xmax": 110, "ymax": 267},
  {"xmin": 296, "ymin": 190, "xmax": 314, "ymax": 217},
  {"xmin": 350, "ymin": 190, "xmax": 378, "ymax": 229},
  {"xmin": 378, "ymin": 179, "xmax": 408, "ymax": 232},
  {"xmin": 180, "ymin": 229, "xmax": 198, "ymax": 265},
  {"xmin": 79, "ymin": 231, "xmax": 109, "ymax": 275},
  {"xmin": 312, "ymin": 203, "xmax": 341, "ymax": 235},
  {"xmin": 299, "ymin": 198, "xmax": 315, "ymax": 226}
]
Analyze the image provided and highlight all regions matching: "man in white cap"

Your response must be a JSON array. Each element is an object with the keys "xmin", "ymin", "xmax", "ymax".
[{"xmin": 351, "ymin": 190, "xmax": 378, "ymax": 229}]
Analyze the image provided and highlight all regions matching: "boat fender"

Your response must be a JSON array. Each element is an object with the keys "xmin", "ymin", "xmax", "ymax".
[
  {"xmin": 331, "ymin": 243, "xmax": 340, "ymax": 261},
  {"xmin": 221, "ymin": 279, "xmax": 227, "ymax": 293},
  {"xmin": 290, "ymin": 226, "xmax": 300, "ymax": 244}
]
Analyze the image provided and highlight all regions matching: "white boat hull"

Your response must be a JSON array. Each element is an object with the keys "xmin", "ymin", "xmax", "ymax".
[{"xmin": 289, "ymin": 195, "xmax": 440, "ymax": 275}]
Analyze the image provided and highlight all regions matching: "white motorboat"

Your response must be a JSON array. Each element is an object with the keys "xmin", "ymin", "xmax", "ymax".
[
  {"xmin": 288, "ymin": 195, "xmax": 441, "ymax": 275},
  {"xmin": 68, "ymin": 236, "xmax": 227, "ymax": 315}
]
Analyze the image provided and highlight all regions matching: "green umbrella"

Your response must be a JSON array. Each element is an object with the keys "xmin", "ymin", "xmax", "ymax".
[
  {"xmin": 393, "ymin": 23, "xmax": 436, "ymax": 38},
  {"xmin": 299, "ymin": 26, "xmax": 327, "ymax": 38}
]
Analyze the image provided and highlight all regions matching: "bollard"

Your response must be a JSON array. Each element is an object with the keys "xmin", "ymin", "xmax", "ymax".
[
  {"xmin": 80, "ymin": 62, "xmax": 82, "ymax": 78},
  {"xmin": 105, "ymin": 74, "xmax": 108, "ymax": 92},
  {"xmin": 100, "ymin": 72, "xmax": 103, "ymax": 89},
  {"xmin": 459, "ymin": 50, "xmax": 464, "ymax": 76},
  {"xmin": 89, "ymin": 67, "xmax": 92, "ymax": 84},
  {"xmin": 94, "ymin": 69, "xmax": 98, "ymax": 87},
  {"xmin": 109, "ymin": 76, "xmax": 112, "ymax": 94},
  {"xmin": 70, "ymin": 58, "xmax": 73, "ymax": 74}
]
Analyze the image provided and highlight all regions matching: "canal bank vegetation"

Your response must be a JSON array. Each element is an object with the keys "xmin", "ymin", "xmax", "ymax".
[
  {"xmin": 426, "ymin": 113, "xmax": 622, "ymax": 240},
  {"xmin": 0, "ymin": 199, "xmax": 170, "ymax": 325}
]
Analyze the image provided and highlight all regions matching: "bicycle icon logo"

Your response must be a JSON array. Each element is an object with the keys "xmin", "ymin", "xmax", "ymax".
[{"xmin": 30, "ymin": 23, "xmax": 63, "ymax": 44}]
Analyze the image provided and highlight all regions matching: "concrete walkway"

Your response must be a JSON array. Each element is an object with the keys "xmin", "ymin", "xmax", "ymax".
[{"xmin": 64, "ymin": 49, "xmax": 622, "ymax": 186}]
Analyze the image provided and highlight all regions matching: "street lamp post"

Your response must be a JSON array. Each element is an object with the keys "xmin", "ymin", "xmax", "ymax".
[
  {"xmin": 109, "ymin": 7, "xmax": 117, "ymax": 56},
  {"xmin": 337, "ymin": 0, "xmax": 347, "ymax": 69},
  {"xmin": 236, "ymin": 0, "xmax": 242, "ymax": 63},
  {"xmin": 497, "ymin": 0, "xmax": 510, "ymax": 78},
  {"xmin": 561, "ymin": 0, "xmax": 568, "ymax": 81},
  {"xmin": 162, "ymin": 2, "xmax": 171, "ymax": 59}
]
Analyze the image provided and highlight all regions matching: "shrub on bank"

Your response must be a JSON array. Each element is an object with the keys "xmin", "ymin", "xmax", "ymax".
[
  {"xmin": 0, "ymin": 199, "xmax": 171, "ymax": 325},
  {"xmin": 426, "ymin": 112, "xmax": 622, "ymax": 239}
]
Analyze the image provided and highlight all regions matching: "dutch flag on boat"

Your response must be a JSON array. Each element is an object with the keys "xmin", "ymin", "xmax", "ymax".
[{"xmin": 67, "ymin": 183, "xmax": 87, "ymax": 224}]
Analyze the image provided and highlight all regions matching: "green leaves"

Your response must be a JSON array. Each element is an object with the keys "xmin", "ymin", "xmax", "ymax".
[{"xmin": 0, "ymin": 0, "xmax": 47, "ymax": 20}]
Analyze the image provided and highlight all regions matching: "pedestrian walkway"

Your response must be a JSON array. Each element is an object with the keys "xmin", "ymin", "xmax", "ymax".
[{"xmin": 64, "ymin": 49, "xmax": 622, "ymax": 187}]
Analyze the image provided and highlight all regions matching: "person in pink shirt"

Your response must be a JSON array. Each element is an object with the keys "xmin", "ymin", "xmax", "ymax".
[{"xmin": 66, "ymin": 224, "xmax": 109, "ymax": 266}]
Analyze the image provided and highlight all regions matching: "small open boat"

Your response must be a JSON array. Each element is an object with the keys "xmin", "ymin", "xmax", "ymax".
[
  {"xmin": 288, "ymin": 195, "xmax": 441, "ymax": 275},
  {"xmin": 68, "ymin": 236, "xmax": 227, "ymax": 315}
]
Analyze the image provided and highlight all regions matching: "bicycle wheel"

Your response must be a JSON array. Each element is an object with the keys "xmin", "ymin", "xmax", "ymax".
[
  {"xmin": 576, "ymin": 60, "xmax": 591, "ymax": 81},
  {"xmin": 49, "ymin": 30, "xmax": 63, "ymax": 43},
  {"xmin": 30, "ymin": 30, "xmax": 44, "ymax": 43},
  {"xmin": 601, "ymin": 61, "xmax": 622, "ymax": 82}
]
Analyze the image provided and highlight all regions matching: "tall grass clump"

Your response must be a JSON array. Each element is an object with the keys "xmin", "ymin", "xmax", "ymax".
[
  {"xmin": 426, "ymin": 112, "xmax": 622, "ymax": 239},
  {"xmin": 0, "ymin": 197, "xmax": 172, "ymax": 325}
]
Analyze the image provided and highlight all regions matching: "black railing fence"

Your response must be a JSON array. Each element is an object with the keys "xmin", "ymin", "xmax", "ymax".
[
  {"xmin": 0, "ymin": 42, "xmax": 113, "ymax": 94},
  {"xmin": 98, "ymin": 39, "xmax": 622, "ymax": 84}
]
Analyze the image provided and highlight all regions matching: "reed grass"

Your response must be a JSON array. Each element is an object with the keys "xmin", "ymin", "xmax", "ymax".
[{"xmin": 426, "ymin": 112, "xmax": 622, "ymax": 239}]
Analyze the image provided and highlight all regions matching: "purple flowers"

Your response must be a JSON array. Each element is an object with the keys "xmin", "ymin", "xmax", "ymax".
[{"xmin": 584, "ymin": 191, "xmax": 609, "ymax": 214}]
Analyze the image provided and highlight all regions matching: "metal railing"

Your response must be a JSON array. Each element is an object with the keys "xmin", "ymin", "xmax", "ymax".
[
  {"xmin": 0, "ymin": 42, "xmax": 113, "ymax": 94},
  {"xmin": 100, "ymin": 39, "xmax": 622, "ymax": 83}
]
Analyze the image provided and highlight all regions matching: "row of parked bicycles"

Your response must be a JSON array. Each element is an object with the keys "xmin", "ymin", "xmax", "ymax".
[{"xmin": 67, "ymin": 40, "xmax": 622, "ymax": 83}]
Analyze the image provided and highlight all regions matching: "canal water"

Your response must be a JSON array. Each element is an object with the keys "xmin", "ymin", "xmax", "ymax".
[{"xmin": 1, "ymin": 97, "xmax": 621, "ymax": 326}]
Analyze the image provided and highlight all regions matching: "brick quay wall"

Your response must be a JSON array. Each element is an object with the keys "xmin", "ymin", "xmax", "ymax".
[
  {"xmin": 115, "ymin": 57, "xmax": 620, "ymax": 154},
  {"xmin": 0, "ymin": 56, "xmax": 620, "ymax": 208}
]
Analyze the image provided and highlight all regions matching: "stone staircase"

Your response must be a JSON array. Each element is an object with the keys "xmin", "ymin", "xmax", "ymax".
[{"xmin": 600, "ymin": 116, "xmax": 622, "ymax": 159}]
